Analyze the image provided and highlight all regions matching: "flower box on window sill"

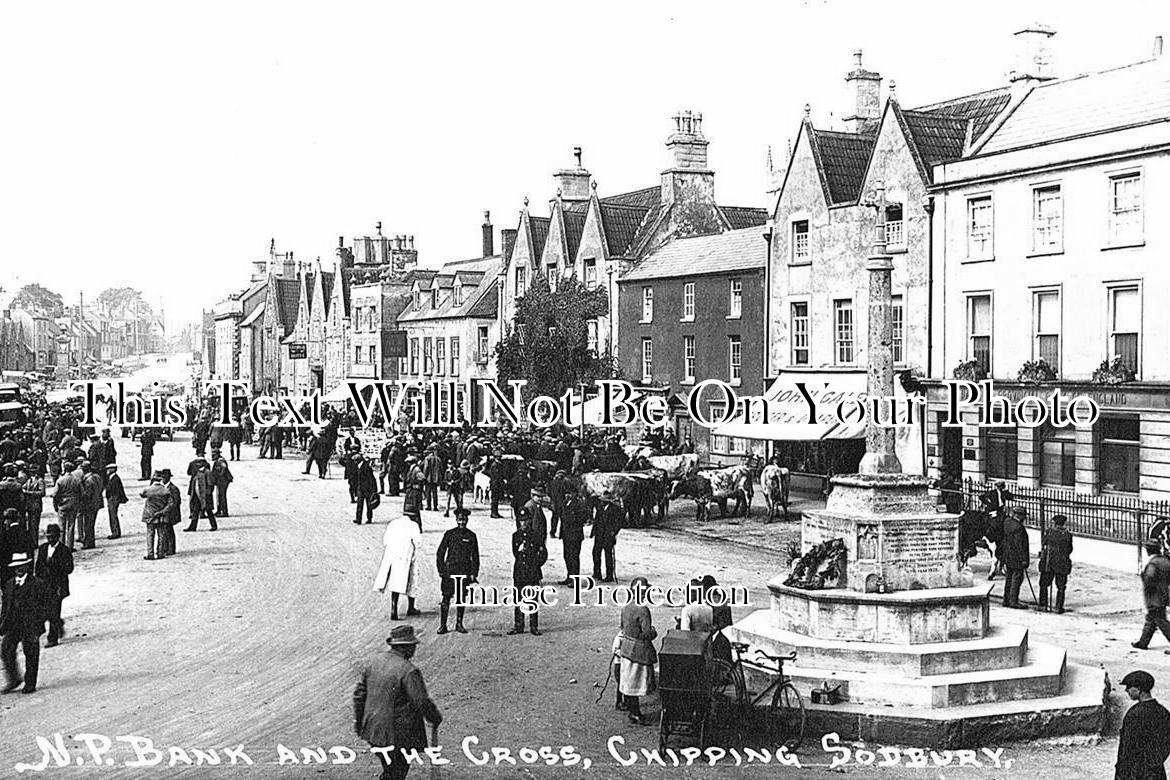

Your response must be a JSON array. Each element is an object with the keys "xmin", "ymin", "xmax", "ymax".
[{"xmin": 1101, "ymin": 241, "xmax": 1145, "ymax": 252}]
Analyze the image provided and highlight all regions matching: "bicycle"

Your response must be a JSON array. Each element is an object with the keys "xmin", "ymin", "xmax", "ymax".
[{"xmin": 706, "ymin": 638, "xmax": 806, "ymax": 751}]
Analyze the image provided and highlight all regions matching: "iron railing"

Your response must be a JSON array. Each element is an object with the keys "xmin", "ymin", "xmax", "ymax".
[{"xmin": 945, "ymin": 478, "xmax": 1170, "ymax": 544}]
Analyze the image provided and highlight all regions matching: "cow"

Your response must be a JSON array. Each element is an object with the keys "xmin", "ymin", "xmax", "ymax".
[
  {"xmin": 670, "ymin": 473, "xmax": 713, "ymax": 523},
  {"xmin": 957, "ymin": 509, "xmax": 1004, "ymax": 578},
  {"xmin": 627, "ymin": 453, "xmax": 699, "ymax": 521},
  {"xmin": 760, "ymin": 463, "xmax": 791, "ymax": 522},
  {"xmin": 700, "ymin": 465, "xmax": 753, "ymax": 518}
]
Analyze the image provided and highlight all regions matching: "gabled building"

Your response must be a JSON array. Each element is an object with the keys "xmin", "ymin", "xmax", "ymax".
[
  {"xmin": 765, "ymin": 50, "xmax": 1019, "ymax": 477},
  {"xmin": 503, "ymin": 112, "xmax": 767, "ymax": 363}
]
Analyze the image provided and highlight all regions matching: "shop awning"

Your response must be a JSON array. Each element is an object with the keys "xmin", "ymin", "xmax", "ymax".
[
  {"xmin": 709, "ymin": 370, "xmax": 870, "ymax": 441},
  {"xmin": 567, "ymin": 390, "xmax": 646, "ymax": 427},
  {"xmin": 322, "ymin": 381, "xmax": 368, "ymax": 404}
]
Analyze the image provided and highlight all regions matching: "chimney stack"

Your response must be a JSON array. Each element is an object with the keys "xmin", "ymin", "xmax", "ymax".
[
  {"xmin": 501, "ymin": 228, "xmax": 518, "ymax": 261},
  {"xmin": 660, "ymin": 110, "xmax": 721, "ymax": 235},
  {"xmin": 553, "ymin": 148, "xmax": 592, "ymax": 201},
  {"xmin": 482, "ymin": 210, "xmax": 494, "ymax": 256},
  {"xmin": 1155, "ymin": 35, "xmax": 1164, "ymax": 57},
  {"xmin": 843, "ymin": 50, "xmax": 882, "ymax": 133},
  {"xmin": 1009, "ymin": 24, "xmax": 1057, "ymax": 86}
]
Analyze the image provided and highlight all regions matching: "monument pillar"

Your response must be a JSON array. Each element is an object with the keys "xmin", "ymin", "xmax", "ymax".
[{"xmin": 859, "ymin": 180, "xmax": 901, "ymax": 475}]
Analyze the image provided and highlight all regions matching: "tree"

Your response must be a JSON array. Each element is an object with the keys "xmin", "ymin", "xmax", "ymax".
[
  {"xmin": 495, "ymin": 275, "xmax": 615, "ymax": 402},
  {"xmin": 97, "ymin": 286, "xmax": 148, "ymax": 315},
  {"xmin": 12, "ymin": 283, "xmax": 64, "ymax": 317}
]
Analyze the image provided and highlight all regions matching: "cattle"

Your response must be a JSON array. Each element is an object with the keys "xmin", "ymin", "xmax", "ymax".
[
  {"xmin": 957, "ymin": 509, "xmax": 1005, "ymax": 578},
  {"xmin": 760, "ymin": 463, "xmax": 791, "ymax": 522},
  {"xmin": 670, "ymin": 473, "xmax": 713, "ymax": 522},
  {"xmin": 700, "ymin": 465, "xmax": 753, "ymax": 518},
  {"xmin": 645, "ymin": 453, "xmax": 699, "ymax": 480},
  {"xmin": 578, "ymin": 470, "xmax": 667, "ymax": 527}
]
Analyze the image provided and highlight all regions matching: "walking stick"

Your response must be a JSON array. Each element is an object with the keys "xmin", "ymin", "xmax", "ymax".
[
  {"xmin": 1023, "ymin": 568, "xmax": 1038, "ymax": 605},
  {"xmin": 430, "ymin": 724, "xmax": 444, "ymax": 780}
]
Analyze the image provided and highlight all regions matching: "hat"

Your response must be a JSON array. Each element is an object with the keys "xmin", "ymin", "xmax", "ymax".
[
  {"xmin": 105, "ymin": 463, "xmax": 117, "ymax": 471},
  {"xmin": 386, "ymin": 625, "xmax": 420, "ymax": 646},
  {"xmin": 159, "ymin": 468, "xmax": 173, "ymax": 478},
  {"xmin": 7, "ymin": 552, "xmax": 32, "ymax": 569},
  {"xmin": 45, "ymin": 523, "xmax": 61, "ymax": 535},
  {"xmin": 1122, "ymin": 670, "xmax": 1155, "ymax": 693}
]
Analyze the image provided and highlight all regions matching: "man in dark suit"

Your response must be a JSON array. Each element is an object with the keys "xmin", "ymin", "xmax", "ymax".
[
  {"xmin": 210, "ymin": 448, "xmax": 233, "ymax": 518},
  {"xmin": 354, "ymin": 625, "xmax": 442, "ymax": 780},
  {"xmin": 78, "ymin": 461, "xmax": 103, "ymax": 550},
  {"xmin": 160, "ymin": 469, "xmax": 182, "ymax": 556},
  {"xmin": 34, "ymin": 524, "xmax": 73, "ymax": 646},
  {"xmin": 557, "ymin": 491, "xmax": 587, "ymax": 586},
  {"xmin": 104, "ymin": 463, "xmax": 128, "ymax": 540},
  {"xmin": 1000, "ymin": 507, "xmax": 1030, "ymax": 609},
  {"xmin": 422, "ymin": 446, "xmax": 443, "ymax": 512},
  {"xmin": 1038, "ymin": 514, "xmax": 1073, "ymax": 613},
  {"xmin": 509, "ymin": 508, "xmax": 546, "ymax": 637},
  {"xmin": 1, "ymin": 552, "xmax": 47, "ymax": 693},
  {"xmin": 138, "ymin": 428, "xmax": 157, "ymax": 481}
]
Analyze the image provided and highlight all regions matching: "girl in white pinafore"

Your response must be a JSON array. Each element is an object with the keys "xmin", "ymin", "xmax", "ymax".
[{"xmin": 374, "ymin": 514, "xmax": 421, "ymax": 620}]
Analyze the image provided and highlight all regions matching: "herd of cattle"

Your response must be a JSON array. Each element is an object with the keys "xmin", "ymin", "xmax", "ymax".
[{"xmin": 500, "ymin": 447, "xmax": 793, "ymax": 526}]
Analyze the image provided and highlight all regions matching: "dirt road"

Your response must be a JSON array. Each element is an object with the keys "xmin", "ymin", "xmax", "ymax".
[{"xmin": 0, "ymin": 434, "xmax": 1150, "ymax": 779}]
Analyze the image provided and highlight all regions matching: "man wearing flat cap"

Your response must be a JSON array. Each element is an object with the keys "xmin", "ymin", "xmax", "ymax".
[
  {"xmin": 0, "ymin": 551, "xmax": 47, "ymax": 693},
  {"xmin": 1116, "ymin": 670, "xmax": 1170, "ymax": 779},
  {"xmin": 354, "ymin": 624, "xmax": 442, "ymax": 780},
  {"xmin": 1000, "ymin": 507, "xmax": 1030, "ymax": 609}
]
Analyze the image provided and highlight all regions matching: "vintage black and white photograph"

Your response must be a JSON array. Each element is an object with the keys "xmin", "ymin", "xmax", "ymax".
[{"xmin": 2, "ymin": 1, "xmax": 1170, "ymax": 777}]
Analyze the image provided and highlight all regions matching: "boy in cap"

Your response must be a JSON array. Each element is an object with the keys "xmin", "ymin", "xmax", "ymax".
[
  {"xmin": 0, "ymin": 551, "xmax": 47, "ymax": 693},
  {"xmin": 1116, "ymin": 670, "xmax": 1170, "ymax": 779}
]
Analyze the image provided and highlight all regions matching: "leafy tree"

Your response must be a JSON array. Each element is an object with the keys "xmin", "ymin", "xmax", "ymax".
[
  {"xmin": 97, "ymin": 286, "xmax": 148, "ymax": 315},
  {"xmin": 12, "ymin": 283, "xmax": 64, "ymax": 317},
  {"xmin": 495, "ymin": 275, "xmax": 615, "ymax": 402}
]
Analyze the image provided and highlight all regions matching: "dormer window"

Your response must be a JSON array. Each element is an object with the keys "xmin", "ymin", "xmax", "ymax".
[{"xmin": 453, "ymin": 283, "xmax": 464, "ymax": 306}]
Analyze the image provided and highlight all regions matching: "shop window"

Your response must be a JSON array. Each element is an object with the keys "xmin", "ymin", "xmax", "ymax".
[
  {"xmin": 984, "ymin": 429, "xmax": 1017, "ymax": 481},
  {"xmin": 1100, "ymin": 416, "xmax": 1140, "ymax": 494},
  {"xmin": 1040, "ymin": 424, "xmax": 1075, "ymax": 488}
]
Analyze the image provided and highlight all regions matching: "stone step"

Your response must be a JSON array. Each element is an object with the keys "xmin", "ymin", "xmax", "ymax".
[
  {"xmin": 741, "ymin": 642, "xmax": 1066, "ymax": 708},
  {"xmin": 795, "ymin": 662, "xmax": 1109, "ymax": 748},
  {"xmin": 726, "ymin": 610, "xmax": 1028, "ymax": 677}
]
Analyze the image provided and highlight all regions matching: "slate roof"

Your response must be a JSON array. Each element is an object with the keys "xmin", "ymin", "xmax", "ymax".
[
  {"xmin": 600, "ymin": 203, "xmax": 652, "ymax": 257},
  {"xmin": 809, "ymin": 129, "xmax": 877, "ymax": 204},
  {"xmin": 276, "ymin": 278, "xmax": 301, "ymax": 331},
  {"xmin": 620, "ymin": 227, "xmax": 766, "ymax": 282},
  {"xmin": 563, "ymin": 210, "xmax": 586, "ymax": 259},
  {"xmin": 398, "ymin": 257, "xmax": 502, "ymax": 322},
  {"xmin": 978, "ymin": 58, "xmax": 1170, "ymax": 155},
  {"xmin": 600, "ymin": 186, "xmax": 661, "ymax": 210},
  {"xmin": 466, "ymin": 281, "xmax": 499, "ymax": 318},
  {"xmin": 528, "ymin": 216, "xmax": 550, "ymax": 260},
  {"xmin": 911, "ymin": 87, "xmax": 1012, "ymax": 143},
  {"xmin": 720, "ymin": 206, "xmax": 768, "ymax": 230}
]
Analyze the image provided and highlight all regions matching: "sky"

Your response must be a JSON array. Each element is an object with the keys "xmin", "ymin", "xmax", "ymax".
[{"xmin": 2, "ymin": 0, "xmax": 1167, "ymax": 333}]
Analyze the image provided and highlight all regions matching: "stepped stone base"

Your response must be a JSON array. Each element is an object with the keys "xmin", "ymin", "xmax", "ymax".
[{"xmin": 770, "ymin": 579, "xmax": 992, "ymax": 644}]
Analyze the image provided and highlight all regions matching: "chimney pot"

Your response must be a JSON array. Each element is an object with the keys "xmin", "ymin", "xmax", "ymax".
[
  {"xmin": 482, "ymin": 211, "xmax": 495, "ymax": 257},
  {"xmin": 1155, "ymin": 35, "xmax": 1164, "ymax": 57},
  {"xmin": 338, "ymin": 235, "xmax": 344, "ymax": 248}
]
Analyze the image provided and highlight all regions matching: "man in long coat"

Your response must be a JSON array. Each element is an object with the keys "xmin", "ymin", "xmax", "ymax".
[
  {"xmin": 374, "ymin": 515, "xmax": 421, "ymax": 621},
  {"xmin": 557, "ymin": 491, "xmax": 587, "ymax": 586},
  {"xmin": 353, "ymin": 455, "xmax": 379, "ymax": 525},
  {"xmin": 422, "ymin": 447, "xmax": 443, "ymax": 512},
  {"xmin": 160, "ymin": 469, "xmax": 182, "ymax": 556},
  {"xmin": 138, "ymin": 428, "xmax": 157, "ymax": 481},
  {"xmin": 52, "ymin": 462, "xmax": 82, "ymax": 549},
  {"xmin": 508, "ymin": 508, "xmax": 546, "ymax": 636},
  {"xmin": 1000, "ymin": 507, "xmax": 1030, "ymax": 609},
  {"xmin": 353, "ymin": 624, "xmax": 442, "ymax": 780},
  {"xmin": 185, "ymin": 460, "xmax": 216, "ymax": 532},
  {"xmin": 210, "ymin": 448, "xmax": 233, "ymax": 518},
  {"xmin": 78, "ymin": 461, "xmax": 103, "ymax": 550},
  {"xmin": 34, "ymin": 523, "xmax": 73, "ymax": 647}
]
